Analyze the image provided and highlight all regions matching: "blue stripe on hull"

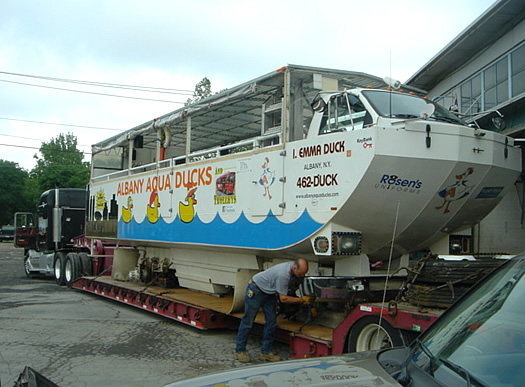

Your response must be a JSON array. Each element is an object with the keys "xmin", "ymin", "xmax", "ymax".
[{"xmin": 118, "ymin": 210, "xmax": 323, "ymax": 249}]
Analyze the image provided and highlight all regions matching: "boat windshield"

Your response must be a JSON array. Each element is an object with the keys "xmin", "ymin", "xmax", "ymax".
[
  {"xmin": 362, "ymin": 90, "xmax": 466, "ymax": 125},
  {"xmin": 410, "ymin": 256, "xmax": 525, "ymax": 386}
]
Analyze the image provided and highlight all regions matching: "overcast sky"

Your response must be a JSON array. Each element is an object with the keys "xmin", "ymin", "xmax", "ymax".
[{"xmin": 1, "ymin": 0, "xmax": 496, "ymax": 171}]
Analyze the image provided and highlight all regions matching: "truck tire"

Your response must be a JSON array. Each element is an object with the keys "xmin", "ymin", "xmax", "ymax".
[
  {"xmin": 347, "ymin": 316, "xmax": 405, "ymax": 353},
  {"xmin": 78, "ymin": 252, "xmax": 93, "ymax": 276},
  {"xmin": 54, "ymin": 252, "xmax": 67, "ymax": 286},
  {"xmin": 65, "ymin": 253, "xmax": 81, "ymax": 288},
  {"xmin": 24, "ymin": 254, "xmax": 33, "ymax": 278}
]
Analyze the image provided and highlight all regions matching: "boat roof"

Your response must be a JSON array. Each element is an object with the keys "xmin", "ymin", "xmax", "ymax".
[{"xmin": 92, "ymin": 64, "xmax": 423, "ymax": 154}]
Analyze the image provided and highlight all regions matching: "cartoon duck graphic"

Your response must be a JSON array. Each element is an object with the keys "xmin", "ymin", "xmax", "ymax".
[
  {"xmin": 179, "ymin": 182, "xmax": 197, "ymax": 223},
  {"xmin": 147, "ymin": 191, "xmax": 161, "ymax": 223},
  {"xmin": 436, "ymin": 167, "xmax": 474, "ymax": 214},
  {"xmin": 122, "ymin": 196, "xmax": 133, "ymax": 223},
  {"xmin": 259, "ymin": 157, "xmax": 275, "ymax": 200}
]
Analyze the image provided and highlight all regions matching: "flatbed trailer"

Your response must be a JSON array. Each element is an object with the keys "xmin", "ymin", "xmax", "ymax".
[{"xmin": 72, "ymin": 276, "xmax": 441, "ymax": 359}]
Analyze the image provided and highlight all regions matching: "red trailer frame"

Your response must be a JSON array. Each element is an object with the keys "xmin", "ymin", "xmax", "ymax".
[{"xmin": 289, "ymin": 303, "xmax": 440, "ymax": 359}]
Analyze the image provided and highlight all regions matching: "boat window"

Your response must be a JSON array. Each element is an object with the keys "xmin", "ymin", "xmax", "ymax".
[
  {"xmin": 91, "ymin": 147, "xmax": 124, "ymax": 178},
  {"xmin": 362, "ymin": 90, "xmax": 466, "ymax": 125},
  {"xmin": 319, "ymin": 94, "xmax": 370, "ymax": 135}
]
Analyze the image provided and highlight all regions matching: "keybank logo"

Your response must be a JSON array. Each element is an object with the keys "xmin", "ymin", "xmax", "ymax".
[{"xmin": 375, "ymin": 174, "xmax": 422, "ymax": 194}]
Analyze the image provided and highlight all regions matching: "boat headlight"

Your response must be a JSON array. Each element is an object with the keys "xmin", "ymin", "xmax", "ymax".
[
  {"xmin": 313, "ymin": 236, "xmax": 330, "ymax": 254},
  {"xmin": 332, "ymin": 232, "xmax": 361, "ymax": 255}
]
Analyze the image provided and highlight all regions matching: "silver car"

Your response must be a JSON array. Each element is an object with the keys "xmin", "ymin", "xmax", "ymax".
[{"xmin": 167, "ymin": 254, "xmax": 525, "ymax": 386}]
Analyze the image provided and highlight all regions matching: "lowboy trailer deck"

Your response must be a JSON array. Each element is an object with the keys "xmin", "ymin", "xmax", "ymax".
[{"xmin": 72, "ymin": 275, "xmax": 441, "ymax": 359}]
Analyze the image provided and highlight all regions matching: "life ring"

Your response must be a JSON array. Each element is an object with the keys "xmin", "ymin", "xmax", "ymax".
[
  {"xmin": 155, "ymin": 125, "xmax": 171, "ymax": 149},
  {"xmin": 153, "ymin": 120, "xmax": 171, "ymax": 161}
]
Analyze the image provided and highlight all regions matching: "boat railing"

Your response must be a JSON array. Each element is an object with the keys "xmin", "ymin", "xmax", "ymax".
[{"xmin": 91, "ymin": 132, "xmax": 281, "ymax": 184}]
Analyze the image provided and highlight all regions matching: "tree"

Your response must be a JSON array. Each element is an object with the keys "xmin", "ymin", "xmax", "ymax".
[
  {"xmin": 186, "ymin": 77, "xmax": 213, "ymax": 106},
  {"xmin": 0, "ymin": 160, "xmax": 31, "ymax": 225},
  {"xmin": 30, "ymin": 132, "xmax": 90, "ymax": 193}
]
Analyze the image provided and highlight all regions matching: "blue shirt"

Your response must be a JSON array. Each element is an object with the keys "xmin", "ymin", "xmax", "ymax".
[{"xmin": 252, "ymin": 261, "xmax": 293, "ymax": 295}]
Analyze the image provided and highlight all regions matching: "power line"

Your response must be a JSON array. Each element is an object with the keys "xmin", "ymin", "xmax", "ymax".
[
  {"xmin": 0, "ymin": 78, "xmax": 187, "ymax": 104},
  {"xmin": 0, "ymin": 133, "xmax": 48, "ymax": 143},
  {"xmin": 0, "ymin": 117, "xmax": 124, "ymax": 132},
  {"xmin": 0, "ymin": 133, "xmax": 92, "ymax": 148},
  {"xmin": 0, "ymin": 143, "xmax": 91, "ymax": 154},
  {"xmin": 0, "ymin": 70, "xmax": 195, "ymax": 95},
  {"xmin": 0, "ymin": 143, "xmax": 42, "ymax": 151}
]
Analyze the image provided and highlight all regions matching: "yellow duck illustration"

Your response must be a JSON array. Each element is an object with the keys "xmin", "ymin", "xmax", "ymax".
[
  {"xmin": 179, "ymin": 183, "xmax": 197, "ymax": 223},
  {"xmin": 147, "ymin": 191, "xmax": 161, "ymax": 223},
  {"xmin": 122, "ymin": 196, "xmax": 133, "ymax": 223}
]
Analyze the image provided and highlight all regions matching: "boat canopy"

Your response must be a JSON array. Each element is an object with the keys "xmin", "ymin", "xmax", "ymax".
[{"xmin": 91, "ymin": 65, "xmax": 424, "ymax": 168}]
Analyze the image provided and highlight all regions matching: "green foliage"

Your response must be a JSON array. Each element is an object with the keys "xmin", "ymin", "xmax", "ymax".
[
  {"xmin": 186, "ymin": 77, "xmax": 213, "ymax": 106},
  {"xmin": 30, "ymin": 132, "xmax": 90, "ymax": 193},
  {"xmin": 0, "ymin": 160, "xmax": 31, "ymax": 225},
  {"xmin": 194, "ymin": 77, "xmax": 212, "ymax": 100},
  {"xmin": 0, "ymin": 133, "xmax": 89, "ymax": 225}
]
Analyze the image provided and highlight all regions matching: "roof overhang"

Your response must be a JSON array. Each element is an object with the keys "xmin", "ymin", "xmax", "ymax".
[{"xmin": 406, "ymin": 0, "xmax": 525, "ymax": 91}]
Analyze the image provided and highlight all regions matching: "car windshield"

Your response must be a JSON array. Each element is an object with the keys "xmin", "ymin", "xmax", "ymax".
[
  {"xmin": 362, "ymin": 90, "xmax": 466, "ymax": 125},
  {"xmin": 411, "ymin": 256, "xmax": 525, "ymax": 386}
]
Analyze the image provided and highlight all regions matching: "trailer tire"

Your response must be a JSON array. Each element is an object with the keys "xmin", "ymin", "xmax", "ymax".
[
  {"xmin": 347, "ymin": 316, "xmax": 405, "ymax": 353},
  {"xmin": 65, "ymin": 253, "xmax": 81, "ymax": 288},
  {"xmin": 54, "ymin": 252, "xmax": 67, "ymax": 286},
  {"xmin": 78, "ymin": 253, "xmax": 93, "ymax": 276}
]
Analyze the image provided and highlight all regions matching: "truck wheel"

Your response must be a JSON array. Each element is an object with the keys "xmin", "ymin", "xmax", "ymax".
[
  {"xmin": 347, "ymin": 316, "xmax": 404, "ymax": 353},
  {"xmin": 54, "ymin": 252, "xmax": 67, "ymax": 286},
  {"xmin": 24, "ymin": 254, "xmax": 33, "ymax": 278},
  {"xmin": 78, "ymin": 252, "xmax": 93, "ymax": 276},
  {"xmin": 65, "ymin": 253, "xmax": 81, "ymax": 288}
]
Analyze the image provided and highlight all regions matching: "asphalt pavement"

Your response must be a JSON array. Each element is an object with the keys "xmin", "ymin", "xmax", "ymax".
[{"xmin": 0, "ymin": 242, "xmax": 288, "ymax": 386}]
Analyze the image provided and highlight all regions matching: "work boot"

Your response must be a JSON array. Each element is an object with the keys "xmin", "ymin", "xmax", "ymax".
[
  {"xmin": 234, "ymin": 351, "xmax": 252, "ymax": 363},
  {"xmin": 260, "ymin": 353, "xmax": 282, "ymax": 362}
]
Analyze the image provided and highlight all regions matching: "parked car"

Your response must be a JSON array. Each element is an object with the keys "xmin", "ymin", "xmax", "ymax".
[
  {"xmin": 166, "ymin": 253, "xmax": 525, "ymax": 387},
  {"xmin": 0, "ymin": 225, "xmax": 15, "ymax": 242}
]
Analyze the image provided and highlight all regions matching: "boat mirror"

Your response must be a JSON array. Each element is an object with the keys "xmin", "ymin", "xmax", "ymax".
[
  {"xmin": 492, "ymin": 117, "xmax": 506, "ymax": 131},
  {"xmin": 420, "ymin": 103, "xmax": 435, "ymax": 119},
  {"xmin": 311, "ymin": 98, "xmax": 326, "ymax": 112}
]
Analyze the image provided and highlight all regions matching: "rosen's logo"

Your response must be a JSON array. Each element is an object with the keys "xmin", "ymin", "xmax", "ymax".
[
  {"xmin": 379, "ymin": 174, "xmax": 422, "ymax": 189},
  {"xmin": 375, "ymin": 174, "xmax": 422, "ymax": 194}
]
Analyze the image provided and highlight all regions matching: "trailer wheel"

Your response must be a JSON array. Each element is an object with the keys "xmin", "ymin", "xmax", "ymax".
[
  {"xmin": 347, "ymin": 316, "xmax": 405, "ymax": 353},
  {"xmin": 65, "ymin": 253, "xmax": 81, "ymax": 288},
  {"xmin": 54, "ymin": 252, "xmax": 67, "ymax": 286}
]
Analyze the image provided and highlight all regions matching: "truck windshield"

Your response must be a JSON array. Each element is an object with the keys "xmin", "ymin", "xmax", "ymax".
[
  {"xmin": 362, "ymin": 90, "xmax": 466, "ymax": 125},
  {"xmin": 410, "ymin": 256, "xmax": 525, "ymax": 386}
]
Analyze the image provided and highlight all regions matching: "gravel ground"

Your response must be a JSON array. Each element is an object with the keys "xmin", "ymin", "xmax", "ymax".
[{"xmin": 0, "ymin": 242, "xmax": 288, "ymax": 386}]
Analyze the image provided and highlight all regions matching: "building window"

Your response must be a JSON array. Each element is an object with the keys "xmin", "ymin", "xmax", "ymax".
[
  {"xmin": 484, "ymin": 57, "xmax": 509, "ymax": 110},
  {"xmin": 447, "ymin": 42, "xmax": 525, "ymax": 116},
  {"xmin": 512, "ymin": 44, "xmax": 525, "ymax": 97},
  {"xmin": 461, "ymin": 74, "xmax": 481, "ymax": 114}
]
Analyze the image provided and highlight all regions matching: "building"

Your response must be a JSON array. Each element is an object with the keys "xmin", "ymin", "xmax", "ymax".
[{"xmin": 407, "ymin": 0, "xmax": 525, "ymax": 254}]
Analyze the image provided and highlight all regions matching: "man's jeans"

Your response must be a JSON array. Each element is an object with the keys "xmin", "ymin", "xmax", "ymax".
[{"xmin": 235, "ymin": 282, "xmax": 277, "ymax": 355}]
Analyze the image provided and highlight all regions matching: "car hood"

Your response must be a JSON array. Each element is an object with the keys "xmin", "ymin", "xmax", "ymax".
[{"xmin": 165, "ymin": 350, "xmax": 400, "ymax": 386}]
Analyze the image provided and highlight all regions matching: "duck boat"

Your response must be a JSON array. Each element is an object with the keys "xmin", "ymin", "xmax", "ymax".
[{"xmin": 87, "ymin": 65, "xmax": 522, "ymax": 295}]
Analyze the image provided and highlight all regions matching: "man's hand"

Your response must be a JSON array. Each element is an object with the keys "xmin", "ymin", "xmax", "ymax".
[{"xmin": 301, "ymin": 295, "xmax": 315, "ymax": 305}]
